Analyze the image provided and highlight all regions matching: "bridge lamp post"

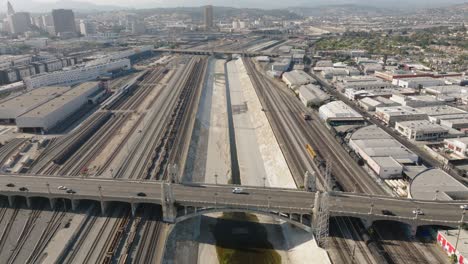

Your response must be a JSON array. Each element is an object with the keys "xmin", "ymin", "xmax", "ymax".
[
  {"xmin": 110, "ymin": 169, "xmax": 114, "ymax": 178},
  {"xmin": 214, "ymin": 192, "xmax": 218, "ymax": 208},
  {"xmin": 434, "ymin": 190, "xmax": 439, "ymax": 200},
  {"xmin": 46, "ymin": 183, "xmax": 51, "ymax": 195},
  {"xmin": 263, "ymin": 177, "xmax": 266, "ymax": 188},
  {"xmin": 369, "ymin": 202, "xmax": 374, "ymax": 215},
  {"xmin": 214, "ymin": 173, "xmax": 218, "ymax": 185},
  {"xmin": 455, "ymin": 211, "xmax": 466, "ymax": 255},
  {"xmin": 98, "ymin": 185, "xmax": 103, "ymax": 199}
]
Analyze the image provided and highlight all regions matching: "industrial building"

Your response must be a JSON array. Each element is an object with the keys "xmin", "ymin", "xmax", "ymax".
[
  {"xmin": 298, "ymin": 84, "xmax": 329, "ymax": 107},
  {"xmin": 389, "ymin": 94, "xmax": 445, "ymax": 107},
  {"xmin": 358, "ymin": 97, "xmax": 400, "ymax": 111},
  {"xmin": 344, "ymin": 88, "xmax": 416, "ymax": 101},
  {"xmin": 271, "ymin": 58, "xmax": 291, "ymax": 72},
  {"xmin": 409, "ymin": 168, "xmax": 468, "ymax": 200},
  {"xmin": 395, "ymin": 120, "xmax": 450, "ymax": 141},
  {"xmin": 437, "ymin": 230, "xmax": 468, "ymax": 264},
  {"xmin": 349, "ymin": 125, "xmax": 418, "ymax": 178},
  {"xmin": 318, "ymin": 101, "xmax": 364, "ymax": 125},
  {"xmin": 374, "ymin": 106, "xmax": 428, "ymax": 126},
  {"xmin": 16, "ymin": 82, "xmax": 103, "ymax": 133},
  {"xmin": 392, "ymin": 77, "xmax": 446, "ymax": 88},
  {"xmin": 0, "ymin": 86, "xmax": 70, "ymax": 123},
  {"xmin": 23, "ymin": 59, "xmax": 131, "ymax": 89},
  {"xmin": 440, "ymin": 117, "xmax": 468, "ymax": 132},
  {"xmin": 320, "ymin": 68, "xmax": 349, "ymax": 79},
  {"xmin": 282, "ymin": 70, "xmax": 314, "ymax": 90},
  {"xmin": 444, "ymin": 137, "xmax": 468, "ymax": 158},
  {"xmin": 417, "ymin": 105, "xmax": 467, "ymax": 123},
  {"xmin": 337, "ymin": 79, "xmax": 398, "ymax": 92}
]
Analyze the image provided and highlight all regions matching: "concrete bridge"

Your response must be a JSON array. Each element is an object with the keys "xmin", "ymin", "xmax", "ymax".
[
  {"xmin": 0, "ymin": 174, "xmax": 466, "ymax": 234},
  {"xmin": 155, "ymin": 48, "xmax": 279, "ymax": 57}
]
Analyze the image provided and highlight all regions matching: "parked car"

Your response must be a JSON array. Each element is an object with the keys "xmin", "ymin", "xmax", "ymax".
[
  {"xmin": 66, "ymin": 189, "xmax": 76, "ymax": 194},
  {"xmin": 381, "ymin": 210, "xmax": 395, "ymax": 216},
  {"xmin": 137, "ymin": 192, "xmax": 147, "ymax": 197},
  {"xmin": 19, "ymin": 187, "xmax": 28, "ymax": 191},
  {"xmin": 6, "ymin": 183, "xmax": 15, "ymax": 187}
]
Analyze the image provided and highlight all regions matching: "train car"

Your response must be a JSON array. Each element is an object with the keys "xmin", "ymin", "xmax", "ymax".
[{"xmin": 306, "ymin": 144, "xmax": 317, "ymax": 159}]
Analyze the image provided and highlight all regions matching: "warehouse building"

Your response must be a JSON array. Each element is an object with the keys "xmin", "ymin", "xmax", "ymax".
[
  {"xmin": 24, "ymin": 59, "xmax": 130, "ymax": 89},
  {"xmin": 409, "ymin": 168, "xmax": 467, "ymax": 200},
  {"xmin": 393, "ymin": 77, "xmax": 446, "ymax": 88},
  {"xmin": 282, "ymin": 70, "xmax": 314, "ymax": 90},
  {"xmin": 441, "ymin": 117, "xmax": 468, "ymax": 132},
  {"xmin": 318, "ymin": 101, "xmax": 364, "ymax": 125},
  {"xmin": 298, "ymin": 84, "xmax": 329, "ymax": 107},
  {"xmin": 0, "ymin": 86, "xmax": 70, "ymax": 123},
  {"xmin": 444, "ymin": 137, "xmax": 468, "ymax": 158},
  {"xmin": 349, "ymin": 125, "xmax": 418, "ymax": 178},
  {"xmin": 375, "ymin": 106, "xmax": 428, "ymax": 126},
  {"xmin": 395, "ymin": 120, "xmax": 451, "ymax": 141},
  {"xmin": 358, "ymin": 96, "xmax": 400, "ymax": 111},
  {"xmin": 389, "ymin": 94, "xmax": 445, "ymax": 107},
  {"xmin": 16, "ymin": 82, "xmax": 102, "ymax": 133},
  {"xmin": 418, "ymin": 105, "xmax": 467, "ymax": 123}
]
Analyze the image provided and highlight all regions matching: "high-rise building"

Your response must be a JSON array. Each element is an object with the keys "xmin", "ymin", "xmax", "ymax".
[
  {"xmin": 7, "ymin": 1, "xmax": 15, "ymax": 16},
  {"xmin": 79, "ymin": 20, "xmax": 96, "ymax": 36},
  {"xmin": 51, "ymin": 9, "xmax": 76, "ymax": 36},
  {"xmin": 5, "ymin": 1, "xmax": 30, "ymax": 34},
  {"xmin": 8, "ymin": 12, "xmax": 31, "ymax": 34},
  {"xmin": 204, "ymin": 5, "xmax": 213, "ymax": 30}
]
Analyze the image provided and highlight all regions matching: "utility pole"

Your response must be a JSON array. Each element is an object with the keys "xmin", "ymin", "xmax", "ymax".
[{"xmin": 455, "ymin": 211, "xmax": 466, "ymax": 255}]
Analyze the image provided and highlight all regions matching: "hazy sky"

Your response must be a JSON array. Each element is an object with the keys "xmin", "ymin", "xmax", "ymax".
[{"xmin": 2, "ymin": 0, "xmax": 466, "ymax": 10}]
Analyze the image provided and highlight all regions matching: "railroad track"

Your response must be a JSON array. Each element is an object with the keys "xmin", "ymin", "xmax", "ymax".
[{"xmin": 245, "ymin": 58, "xmax": 442, "ymax": 264}]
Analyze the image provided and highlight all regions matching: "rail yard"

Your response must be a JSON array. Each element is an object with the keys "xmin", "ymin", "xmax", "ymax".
[{"xmin": 0, "ymin": 46, "xmax": 452, "ymax": 264}]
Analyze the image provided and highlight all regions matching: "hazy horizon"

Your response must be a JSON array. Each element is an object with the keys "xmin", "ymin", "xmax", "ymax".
[{"xmin": 1, "ymin": 0, "xmax": 466, "ymax": 12}]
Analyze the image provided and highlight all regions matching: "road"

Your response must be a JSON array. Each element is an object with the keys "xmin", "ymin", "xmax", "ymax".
[{"xmin": 0, "ymin": 174, "xmax": 467, "ymax": 226}]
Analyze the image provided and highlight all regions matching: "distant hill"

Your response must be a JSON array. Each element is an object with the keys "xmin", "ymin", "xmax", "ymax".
[
  {"xmin": 288, "ymin": 4, "xmax": 396, "ymax": 17},
  {"xmin": 133, "ymin": 6, "xmax": 302, "ymax": 20}
]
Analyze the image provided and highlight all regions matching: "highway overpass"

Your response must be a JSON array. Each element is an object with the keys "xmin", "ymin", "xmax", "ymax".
[
  {"xmin": 155, "ymin": 48, "xmax": 279, "ymax": 57},
  {"xmin": 0, "ymin": 174, "xmax": 466, "ymax": 234}
]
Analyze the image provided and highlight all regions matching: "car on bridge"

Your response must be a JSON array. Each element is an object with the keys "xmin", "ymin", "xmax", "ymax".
[
  {"xmin": 232, "ymin": 187, "xmax": 244, "ymax": 194},
  {"xmin": 461, "ymin": 205, "xmax": 468, "ymax": 210},
  {"xmin": 413, "ymin": 209, "xmax": 424, "ymax": 215},
  {"xmin": 6, "ymin": 183, "xmax": 14, "ymax": 187},
  {"xmin": 382, "ymin": 210, "xmax": 395, "ymax": 216}
]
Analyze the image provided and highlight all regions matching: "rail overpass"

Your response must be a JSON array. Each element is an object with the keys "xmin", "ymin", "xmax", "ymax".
[
  {"xmin": 155, "ymin": 48, "xmax": 279, "ymax": 57},
  {"xmin": 0, "ymin": 174, "xmax": 466, "ymax": 234}
]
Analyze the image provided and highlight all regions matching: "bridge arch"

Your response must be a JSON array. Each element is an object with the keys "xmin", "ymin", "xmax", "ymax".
[{"xmin": 174, "ymin": 207, "xmax": 312, "ymax": 232}]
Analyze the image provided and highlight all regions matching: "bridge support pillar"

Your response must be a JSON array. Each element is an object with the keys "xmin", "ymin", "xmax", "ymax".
[
  {"xmin": 26, "ymin": 197, "xmax": 32, "ymax": 208},
  {"xmin": 131, "ymin": 203, "xmax": 138, "ymax": 217},
  {"xmin": 162, "ymin": 183, "xmax": 176, "ymax": 223},
  {"xmin": 71, "ymin": 199, "xmax": 79, "ymax": 211},
  {"xmin": 409, "ymin": 224, "xmax": 418, "ymax": 237},
  {"xmin": 49, "ymin": 198, "xmax": 56, "ymax": 210},
  {"xmin": 100, "ymin": 201, "xmax": 108, "ymax": 215},
  {"xmin": 361, "ymin": 218, "xmax": 373, "ymax": 230},
  {"xmin": 7, "ymin": 196, "xmax": 15, "ymax": 207},
  {"xmin": 312, "ymin": 192, "xmax": 321, "ymax": 227}
]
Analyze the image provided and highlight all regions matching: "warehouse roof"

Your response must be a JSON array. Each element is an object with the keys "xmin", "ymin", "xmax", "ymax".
[
  {"xmin": 350, "ymin": 125, "xmax": 418, "ymax": 162},
  {"xmin": 0, "ymin": 86, "xmax": 70, "ymax": 113},
  {"xmin": 416, "ymin": 105, "xmax": 466, "ymax": 117},
  {"xmin": 18, "ymin": 82, "xmax": 99, "ymax": 118},
  {"xmin": 375, "ymin": 106, "xmax": 426, "ymax": 117},
  {"xmin": 409, "ymin": 169, "xmax": 468, "ymax": 200},
  {"xmin": 299, "ymin": 84, "xmax": 329, "ymax": 102},
  {"xmin": 396, "ymin": 120, "xmax": 449, "ymax": 132},
  {"xmin": 283, "ymin": 70, "xmax": 313, "ymax": 85},
  {"xmin": 319, "ymin": 101, "xmax": 363, "ymax": 120},
  {"xmin": 350, "ymin": 125, "xmax": 390, "ymax": 140}
]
